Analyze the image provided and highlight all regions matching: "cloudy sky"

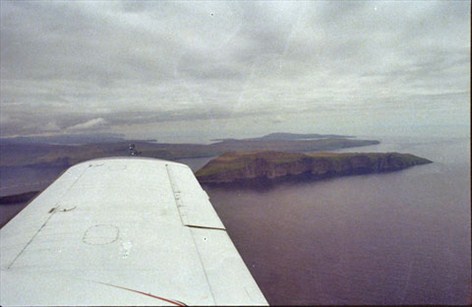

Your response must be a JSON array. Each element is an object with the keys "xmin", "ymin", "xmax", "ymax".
[{"xmin": 1, "ymin": 1, "xmax": 470, "ymax": 142}]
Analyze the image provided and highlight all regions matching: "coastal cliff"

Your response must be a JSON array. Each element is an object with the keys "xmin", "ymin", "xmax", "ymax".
[{"xmin": 195, "ymin": 151, "xmax": 432, "ymax": 184}]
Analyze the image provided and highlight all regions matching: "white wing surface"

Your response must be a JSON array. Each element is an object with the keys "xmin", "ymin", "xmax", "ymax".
[{"xmin": 1, "ymin": 157, "xmax": 268, "ymax": 306}]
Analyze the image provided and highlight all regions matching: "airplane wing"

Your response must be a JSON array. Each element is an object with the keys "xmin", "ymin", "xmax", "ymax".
[{"xmin": 0, "ymin": 157, "xmax": 268, "ymax": 306}]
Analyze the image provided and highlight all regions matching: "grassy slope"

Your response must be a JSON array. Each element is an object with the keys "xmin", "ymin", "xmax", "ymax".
[{"xmin": 195, "ymin": 151, "xmax": 432, "ymax": 179}]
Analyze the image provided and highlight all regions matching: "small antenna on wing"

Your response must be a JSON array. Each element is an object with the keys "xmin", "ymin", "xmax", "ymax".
[{"xmin": 129, "ymin": 144, "xmax": 137, "ymax": 156}]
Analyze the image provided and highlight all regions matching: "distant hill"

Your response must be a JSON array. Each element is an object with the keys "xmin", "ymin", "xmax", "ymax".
[
  {"xmin": 196, "ymin": 151, "xmax": 432, "ymax": 184},
  {"xmin": 0, "ymin": 133, "xmax": 380, "ymax": 168},
  {"xmin": 0, "ymin": 133, "xmax": 129, "ymax": 145},
  {"xmin": 212, "ymin": 132, "xmax": 353, "ymax": 142},
  {"xmin": 252, "ymin": 132, "xmax": 355, "ymax": 140}
]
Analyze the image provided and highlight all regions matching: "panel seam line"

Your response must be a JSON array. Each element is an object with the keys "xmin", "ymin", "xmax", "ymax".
[{"xmin": 7, "ymin": 166, "xmax": 88, "ymax": 269}]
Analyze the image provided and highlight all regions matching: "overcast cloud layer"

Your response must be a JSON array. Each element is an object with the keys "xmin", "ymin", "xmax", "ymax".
[{"xmin": 1, "ymin": 1, "xmax": 470, "ymax": 142}]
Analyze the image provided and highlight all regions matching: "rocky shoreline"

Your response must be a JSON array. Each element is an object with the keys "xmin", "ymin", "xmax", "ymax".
[{"xmin": 196, "ymin": 151, "xmax": 432, "ymax": 184}]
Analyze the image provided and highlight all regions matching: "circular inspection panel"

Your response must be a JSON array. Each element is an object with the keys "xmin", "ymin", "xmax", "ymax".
[{"xmin": 83, "ymin": 224, "xmax": 120, "ymax": 245}]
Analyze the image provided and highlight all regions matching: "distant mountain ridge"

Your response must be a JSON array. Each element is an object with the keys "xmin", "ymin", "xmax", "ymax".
[
  {"xmin": 0, "ymin": 133, "xmax": 129, "ymax": 145},
  {"xmin": 257, "ymin": 132, "xmax": 355, "ymax": 140},
  {"xmin": 0, "ymin": 133, "xmax": 379, "ymax": 168},
  {"xmin": 212, "ymin": 132, "xmax": 354, "ymax": 142},
  {"xmin": 1, "ymin": 132, "xmax": 350, "ymax": 145}
]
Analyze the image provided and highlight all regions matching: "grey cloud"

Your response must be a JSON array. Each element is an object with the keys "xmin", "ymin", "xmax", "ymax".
[
  {"xmin": 1, "ymin": 1, "xmax": 179, "ymax": 84},
  {"xmin": 0, "ymin": 0, "xmax": 469, "ymax": 139},
  {"xmin": 66, "ymin": 118, "xmax": 108, "ymax": 131}
]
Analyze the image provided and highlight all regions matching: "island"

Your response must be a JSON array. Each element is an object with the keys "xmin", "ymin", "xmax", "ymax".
[
  {"xmin": 0, "ymin": 132, "xmax": 382, "ymax": 205},
  {"xmin": 0, "ymin": 191, "xmax": 40, "ymax": 205},
  {"xmin": 0, "ymin": 133, "xmax": 380, "ymax": 168},
  {"xmin": 195, "ymin": 151, "xmax": 432, "ymax": 184}
]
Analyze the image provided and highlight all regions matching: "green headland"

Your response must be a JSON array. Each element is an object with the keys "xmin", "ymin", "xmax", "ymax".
[{"xmin": 196, "ymin": 151, "xmax": 432, "ymax": 184}]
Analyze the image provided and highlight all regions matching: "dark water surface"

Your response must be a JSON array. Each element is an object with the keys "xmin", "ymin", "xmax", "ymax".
[
  {"xmin": 0, "ymin": 165, "xmax": 66, "ymax": 197},
  {"xmin": 201, "ymin": 137, "xmax": 470, "ymax": 305},
  {"xmin": 0, "ymin": 165, "xmax": 66, "ymax": 227}
]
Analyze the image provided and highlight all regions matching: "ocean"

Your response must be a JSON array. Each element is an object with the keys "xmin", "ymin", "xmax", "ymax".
[
  {"xmin": 1, "ymin": 136, "xmax": 470, "ymax": 304},
  {"xmin": 200, "ymin": 136, "xmax": 471, "ymax": 305}
]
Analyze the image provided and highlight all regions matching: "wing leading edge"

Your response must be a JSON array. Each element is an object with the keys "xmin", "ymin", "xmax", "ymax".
[{"xmin": 0, "ymin": 157, "xmax": 268, "ymax": 306}]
